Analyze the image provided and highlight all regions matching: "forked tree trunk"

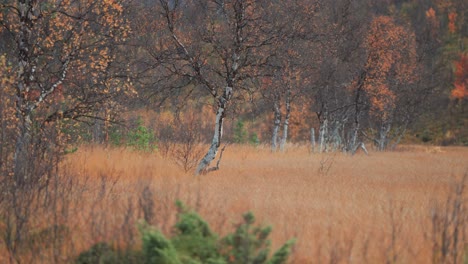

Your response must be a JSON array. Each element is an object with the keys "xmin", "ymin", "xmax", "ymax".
[
  {"xmin": 390, "ymin": 121, "xmax": 408, "ymax": 150},
  {"xmin": 280, "ymin": 87, "xmax": 291, "ymax": 152},
  {"xmin": 195, "ymin": 86, "xmax": 232, "ymax": 175},
  {"xmin": 271, "ymin": 94, "xmax": 281, "ymax": 152},
  {"xmin": 377, "ymin": 120, "xmax": 392, "ymax": 151}
]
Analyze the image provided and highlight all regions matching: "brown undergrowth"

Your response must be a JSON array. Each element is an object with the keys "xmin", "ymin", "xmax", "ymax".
[{"xmin": 1, "ymin": 144, "xmax": 467, "ymax": 263}]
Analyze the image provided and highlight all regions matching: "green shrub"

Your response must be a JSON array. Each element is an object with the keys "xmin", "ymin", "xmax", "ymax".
[
  {"xmin": 75, "ymin": 242, "xmax": 143, "ymax": 264},
  {"xmin": 139, "ymin": 223, "xmax": 181, "ymax": 264},
  {"xmin": 127, "ymin": 117, "xmax": 157, "ymax": 152},
  {"xmin": 76, "ymin": 242, "xmax": 115, "ymax": 264},
  {"xmin": 420, "ymin": 129, "xmax": 432, "ymax": 143},
  {"xmin": 249, "ymin": 132, "xmax": 260, "ymax": 146},
  {"xmin": 77, "ymin": 202, "xmax": 295, "ymax": 264},
  {"xmin": 221, "ymin": 212, "xmax": 295, "ymax": 264},
  {"xmin": 171, "ymin": 201, "xmax": 225, "ymax": 264},
  {"xmin": 233, "ymin": 120, "xmax": 248, "ymax": 144},
  {"xmin": 109, "ymin": 126, "xmax": 124, "ymax": 147}
]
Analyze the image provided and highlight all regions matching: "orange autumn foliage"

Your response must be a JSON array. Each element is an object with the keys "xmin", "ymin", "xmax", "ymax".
[
  {"xmin": 425, "ymin": 7, "xmax": 439, "ymax": 38},
  {"xmin": 425, "ymin": 7, "xmax": 436, "ymax": 20},
  {"xmin": 364, "ymin": 16, "xmax": 417, "ymax": 119},
  {"xmin": 448, "ymin": 12, "xmax": 458, "ymax": 34},
  {"xmin": 451, "ymin": 54, "xmax": 468, "ymax": 99}
]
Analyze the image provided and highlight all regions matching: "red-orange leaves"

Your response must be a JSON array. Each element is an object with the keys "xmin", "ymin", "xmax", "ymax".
[
  {"xmin": 425, "ymin": 7, "xmax": 439, "ymax": 38},
  {"xmin": 448, "ymin": 11, "xmax": 458, "ymax": 34},
  {"xmin": 451, "ymin": 54, "xmax": 468, "ymax": 99}
]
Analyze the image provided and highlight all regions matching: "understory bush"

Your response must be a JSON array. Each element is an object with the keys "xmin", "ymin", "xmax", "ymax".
[
  {"xmin": 126, "ymin": 117, "xmax": 157, "ymax": 152},
  {"xmin": 76, "ymin": 201, "xmax": 295, "ymax": 264}
]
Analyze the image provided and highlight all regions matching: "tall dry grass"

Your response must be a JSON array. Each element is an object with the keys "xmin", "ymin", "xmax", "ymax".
[{"xmin": 1, "ymin": 144, "xmax": 467, "ymax": 263}]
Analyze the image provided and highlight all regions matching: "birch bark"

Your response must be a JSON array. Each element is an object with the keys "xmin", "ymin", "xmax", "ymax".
[
  {"xmin": 279, "ymin": 86, "xmax": 291, "ymax": 152},
  {"xmin": 319, "ymin": 117, "xmax": 328, "ymax": 153},
  {"xmin": 311, "ymin": 128, "xmax": 316, "ymax": 153},
  {"xmin": 13, "ymin": 0, "xmax": 37, "ymax": 185},
  {"xmin": 377, "ymin": 119, "xmax": 392, "ymax": 151},
  {"xmin": 271, "ymin": 94, "xmax": 281, "ymax": 152},
  {"xmin": 195, "ymin": 86, "xmax": 232, "ymax": 175}
]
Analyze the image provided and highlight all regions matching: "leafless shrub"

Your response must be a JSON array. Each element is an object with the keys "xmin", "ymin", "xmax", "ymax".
[
  {"xmin": 157, "ymin": 123, "xmax": 176, "ymax": 157},
  {"xmin": 318, "ymin": 152, "xmax": 337, "ymax": 177},
  {"xmin": 427, "ymin": 173, "xmax": 468, "ymax": 264},
  {"xmin": 383, "ymin": 200, "xmax": 406, "ymax": 264},
  {"xmin": 0, "ymin": 147, "xmax": 89, "ymax": 263},
  {"xmin": 139, "ymin": 185, "xmax": 155, "ymax": 224},
  {"xmin": 170, "ymin": 116, "xmax": 205, "ymax": 173}
]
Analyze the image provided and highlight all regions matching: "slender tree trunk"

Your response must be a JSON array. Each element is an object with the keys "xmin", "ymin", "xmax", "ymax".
[
  {"xmin": 350, "ymin": 88, "xmax": 362, "ymax": 152},
  {"xmin": 319, "ymin": 117, "xmax": 328, "ymax": 153},
  {"xmin": 13, "ymin": 113, "xmax": 33, "ymax": 185},
  {"xmin": 350, "ymin": 70, "xmax": 365, "ymax": 153},
  {"xmin": 195, "ymin": 86, "xmax": 232, "ymax": 175},
  {"xmin": 271, "ymin": 93, "xmax": 281, "ymax": 152},
  {"xmin": 350, "ymin": 122, "xmax": 360, "ymax": 153},
  {"xmin": 280, "ymin": 86, "xmax": 291, "ymax": 152},
  {"xmin": 390, "ymin": 121, "xmax": 408, "ymax": 150},
  {"xmin": 311, "ymin": 128, "xmax": 316, "ymax": 153},
  {"xmin": 0, "ymin": 88, "xmax": 4, "ymax": 170},
  {"xmin": 330, "ymin": 120, "xmax": 342, "ymax": 151},
  {"xmin": 377, "ymin": 120, "xmax": 392, "ymax": 151}
]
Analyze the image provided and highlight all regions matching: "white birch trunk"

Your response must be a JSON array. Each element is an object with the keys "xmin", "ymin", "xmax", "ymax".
[
  {"xmin": 350, "ymin": 121, "xmax": 360, "ymax": 153},
  {"xmin": 195, "ymin": 86, "xmax": 232, "ymax": 175},
  {"xmin": 330, "ymin": 121, "xmax": 342, "ymax": 152},
  {"xmin": 390, "ymin": 122, "xmax": 408, "ymax": 150},
  {"xmin": 271, "ymin": 95, "xmax": 281, "ymax": 152},
  {"xmin": 279, "ymin": 87, "xmax": 291, "ymax": 152},
  {"xmin": 319, "ymin": 118, "xmax": 328, "ymax": 153},
  {"xmin": 311, "ymin": 128, "xmax": 316, "ymax": 153},
  {"xmin": 377, "ymin": 121, "xmax": 392, "ymax": 151}
]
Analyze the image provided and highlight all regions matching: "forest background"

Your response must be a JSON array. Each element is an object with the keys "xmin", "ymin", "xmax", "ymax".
[{"xmin": 0, "ymin": 0, "xmax": 467, "ymax": 263}]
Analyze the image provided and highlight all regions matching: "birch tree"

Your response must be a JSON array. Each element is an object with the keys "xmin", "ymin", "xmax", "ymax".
[
  {"xmin": 363, "ymin": 16, "xmax": 418, "ymax": 151},
  {"xmin": 156, "ymin": 0, "xmax": 283, "ymax": 174},
  {"xmin": 0, "ymin": 0, "xmax": 129, "ymax": 184},
  {"xmin": 266, "ymin": 55, "xmax": 310, "ymax": 152},
  {"xmin": 311, "ymin": 0, "xmax": 370, "ymax": 153}
]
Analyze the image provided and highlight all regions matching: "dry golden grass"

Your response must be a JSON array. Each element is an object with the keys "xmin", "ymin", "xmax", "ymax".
[
  {"xmin": 3, "ymin": 144, "xmax": 465, "ymax": 263},
  {"xmin": 55, "ymin": 144, "xmax": 468, "ymax": 263}
]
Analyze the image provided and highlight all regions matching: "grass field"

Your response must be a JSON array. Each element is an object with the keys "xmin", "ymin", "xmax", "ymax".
[
  {"xmin": 56, "ymin": 144, "xmax": 467, "ymax": 263},
  {"xmin": 2, "ymin": 144, "xmax": 466, "ymax": 263}
]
